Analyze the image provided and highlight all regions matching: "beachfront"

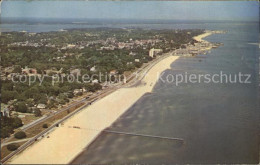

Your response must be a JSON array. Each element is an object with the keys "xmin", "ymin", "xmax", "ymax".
[{"xmin": 8, "ymin": 32, "xmax": 212, "ymax": 164}]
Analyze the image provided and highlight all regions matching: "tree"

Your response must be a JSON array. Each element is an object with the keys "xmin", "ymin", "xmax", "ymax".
[
  {"xmin": 42, "ymin": 124, "xmax": 48, "ymax": 128},
  {"xmin": 1, "ymin": 126, "xmax": 14, "ymax": 138},
  {"xmin": 0, "ymin": 116, "xmax": 23, "ymax": 138},
  {"xmin": 67, "ymin": 92, "xmax": 74, "ymax": 98},
  {"xmin": 2, "ymin": 81, "xmax": 14, "ymax": 90},
  {"xmin": 34, "ymin": 109, "xmax": 42, "ymax": 117},
  {"xmin": 12, "ymin": 117, "xmax": 23, "ymax": 128},
  {"xmin": 15, "ymin": 102, "xmax": 28, "ymax": 113},
  {"xmin": 1, "ymin": 90, "xmax": 16, "ymax": 104},
  {"xmin": 13, "ymin": 65, "xmax": 22, "ymax": 73},
  {"xmin": 47, "ymin": 99, "xmax": 56, "ymax": 109},
  {"xmin": 134, "ymin": 62, "xmax": 142, "ymax": 68},
  {"xmin": 14, "ymin": 131, "xmax": 26, "ymax": 139},
  {"xmin": 93, "ymin": 83, "xmax": 102, "ymax": 91},
  {"xmin": 38, "ymin": 95, "xmax": 48, "ymax": 104},
  {"xmin": 76, "ymin": 92, "xmax": 83, "ymax": 96},
  {"xmin": 7, "ymin": 143, "xmax": 19, "ymax": 151}
]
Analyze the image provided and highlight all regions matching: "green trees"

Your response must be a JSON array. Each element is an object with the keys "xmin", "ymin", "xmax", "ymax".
[
  {"xmin": 1, "ymin": 90, "xmax": 17, "ymax": 104},
  {"xmin": 42, "ymin": 124, "xmax": 48, "ymax": 128},
  {"xmin": 84, "ymin": 83, "xmax": 102, "ymax": 93},
  {"xmin": 15, "ymin": 102, "xmax": 28, "ymax": 113},
  {"xmin": 34, "ymin": 109, "xmax": 42, "ymax": 117},
  {"xmin": 1, "ymin": 126, "xmax": 14, "ymax": 138},
  {"xmin": 1, "ymin": 28, "xmax": 202, "ymax": 122},
  {"xmin": 67, "ymin": 92, "xmax": 74, "ymax": 98},
  {"xmin": 7, "ymin": 143, "xmax": 19, "ymax": 151},
  {"xmin": 57, "ymin": 93, "xmax": 69, "ymax": 104},
  {"xmin": 134, "ymin": 62, "xmax": 142, "ymax": 68},
  {"xmin": 0, "ymin": 116, "xmax": 23, "ymax": 138},
  {"xmin": 37, "ymin": 95, "xmax": 48, "ymax": 105},
  {"xmin": 93, "ymin": 83, "xmax": 102, "ymax": 91},
  {"xmin": 13, "ymin": 65, "xmax": 22, "ymax": 73},
  {"xmin": 14, "ymin": 131, "xmax": 27, "ymax": 139},
  {"xmin": 12, "ymin": 117, "xmax": 23, "ymax": 128}
]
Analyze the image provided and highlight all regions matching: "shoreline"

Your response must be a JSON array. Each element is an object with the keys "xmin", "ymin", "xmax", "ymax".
[
  {"xmin": 7, "ymin": 31, "xmax": 214, "ymax": 164},
  {"xmin": 193, "ymin": 31, "xmax": 212, "ymax": 42}
]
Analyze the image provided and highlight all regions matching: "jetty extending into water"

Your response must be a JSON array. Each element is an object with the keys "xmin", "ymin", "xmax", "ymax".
[{"xmin": 103, "ymin": 129, "xmax": 184, "ymax": 142}]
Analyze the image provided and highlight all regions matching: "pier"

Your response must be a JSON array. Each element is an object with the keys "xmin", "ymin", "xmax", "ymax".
[{"xmin": 102, "ymin": 129, "xmax": 184, "ymax": 142}]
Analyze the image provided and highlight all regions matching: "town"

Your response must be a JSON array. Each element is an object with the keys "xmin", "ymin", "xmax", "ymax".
[{"xmin": 0, "ymin": 28, "xmax": 223, "ymax": 159}]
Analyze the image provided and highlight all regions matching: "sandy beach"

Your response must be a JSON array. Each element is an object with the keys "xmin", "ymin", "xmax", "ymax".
[
  {"xmin": 193, "ymin": 31, "xmax": 212, "ymax": 42},
  {"xmin": 191, "ymin": 31, "xmax": 215, "ymax": 52},
  {"xmin": 8, "ymin": 56, "xmax": 179, "ymax": 164},
  {"xmin": 8, "ymin": 32, "xmax": 211, "ymax": 164}
]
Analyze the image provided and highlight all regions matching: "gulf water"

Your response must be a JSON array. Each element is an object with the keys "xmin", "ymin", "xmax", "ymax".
[{"xmin": 1, "ymin": 21, "xmax": 259, "ymax": 164}]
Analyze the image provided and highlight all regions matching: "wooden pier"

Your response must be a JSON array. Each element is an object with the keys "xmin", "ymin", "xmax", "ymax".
[{"xmin": 103, "ymin": 130, "xmax": 184, "ymax": 142}]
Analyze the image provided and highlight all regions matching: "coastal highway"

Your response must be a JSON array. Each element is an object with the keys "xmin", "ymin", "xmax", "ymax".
[
  {"xmin": 2, "ymin": 95, "xmax": 94, "ymax": 144},
  {"xmin": 1, "ymin": 87, "xmax": 116, "ymax": 164},
  {"xmin": 1, "ymin": 52, "xmax": 175, "ymax": 164},
  {"xmin": 1, "ymin": 86, "xmax": 115, "ymax": 144}
]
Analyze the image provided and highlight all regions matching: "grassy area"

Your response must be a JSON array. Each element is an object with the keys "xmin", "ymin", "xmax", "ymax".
[
  {"xmin": 1, "ymin": 141, "xmax": 26, "ymax": 160},
  {"xmin": 1, "ymin": 100, "xmax": 86, "ymax": 161},
  {"xmin": 8, "ymin": 101, "xmax": 85, "ymax": 142},
  {"xmin": 26, "ymin": 102, "xmax": 84, "ymax": 138},
  {"xmin": 21, "ymin": 115, "xmax": 41, "ymax": 125}
]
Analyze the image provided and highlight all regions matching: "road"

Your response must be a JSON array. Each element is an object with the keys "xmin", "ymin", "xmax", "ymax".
[
  {"xmin": 1, "ymin": 52, "xmax": 175, "ymax": 164},
  {"xmin": 1, "ymin": 138, "xmax": 32, "ymax": 147}
]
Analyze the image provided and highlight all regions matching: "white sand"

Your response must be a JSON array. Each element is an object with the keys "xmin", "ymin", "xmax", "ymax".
[
  {"xmin": 193, "ymin": 31, "xmax": 212, "ymax": 42},
  {"xmin": 8, "ymin": 55, "xmax": 179, "ymax": 164},
  {"xmin": 8, "ymin": 32, "xmax": 212, "ymax": 164}
]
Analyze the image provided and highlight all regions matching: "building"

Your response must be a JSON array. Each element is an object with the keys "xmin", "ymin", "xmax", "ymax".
[
  {"xmin": 22, "ymin": 66, "xmax": 37, "ymax": 75},
  {"xmin": 90, "ymin": 66, "xmax": 96, "ymax": 72},
  {"xmin": 109, "ymin": 70, "xmax": 118, "ymax": 75},
  {"xmin": 73, "ymin": 89, "xmax": 83, "ymax": 95},
  {"xmin": 67, "ymin": 44, "xmax": 76, "ymax": 49},
  {"xmin": 1, "ymin": 107, "xmax": 10, "ymax": 117},
  {"xmin": 92, "ymin": 79, "xmax": 99, "ymax": 84},
  {"xmin": 129, "ymin": 51, "xmax": 136, "ymax": 56},
  {"xmin": 37, "ymin": 104, "xmax": 46, "ymax": 109},
  {"xmin": 149, "ymin": 48, "xmax": 163, "ymax": 58},
  {"xmin": 70, "ymin": 69, "xmax": 81, "ymax": 76}
]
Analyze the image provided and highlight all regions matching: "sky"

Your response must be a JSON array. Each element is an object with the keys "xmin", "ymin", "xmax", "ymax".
[{"xmin": 1, "ymin": 1, "xmax": 259, "ymax": 21}]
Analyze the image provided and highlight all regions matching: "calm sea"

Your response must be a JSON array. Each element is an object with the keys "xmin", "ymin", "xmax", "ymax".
[{"xmin": 1, "ymin": 21, "xmax": 259, "ymax": 164}]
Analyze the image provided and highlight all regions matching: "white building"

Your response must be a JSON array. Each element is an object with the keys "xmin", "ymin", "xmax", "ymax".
[
  {"xmin": 1, "ymin": 107, "xmax": 10, "ymax": 117},
  {"xmin": 37, "ymin": 104, "xmax": 46, "ymax": 109},
  {"xmin": 90, "ymin": 66, "xmax": 96, "ymax": 72},
  {"xmin": 135, "ymin": 59, "xmax": 140, "ymax": 62},
  {"xmin": 149, "ymin": 48, "xmax": 163, "ymax": 58},
  {"xmin": 92, "ymin": 79, "xmax": 99, "ymax": 84},
  {"xmin": 73, "ymin": 89, "xmax": 83, "ymax": 95}
]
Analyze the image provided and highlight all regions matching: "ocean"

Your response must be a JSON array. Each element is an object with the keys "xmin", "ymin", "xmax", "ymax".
[{"xmin": 1, "ymin": 21, "xmax": 259, "ymax": 164}]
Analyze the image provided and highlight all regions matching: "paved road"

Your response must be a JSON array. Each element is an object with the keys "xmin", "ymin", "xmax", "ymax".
[
  {"xmin": 1, "ymin": 53, "xmax": 175, "ymax": 164},
  {"xmin": 1, "ymin": 138, "xmax": 32, "ymax": 147},
  {"xmin": 20, "ymin": 115, "xmax": 47, "ymax": 130},
  {"xmin": 1, "ymin": 97, "xmax": 88, "ymax": 145}
]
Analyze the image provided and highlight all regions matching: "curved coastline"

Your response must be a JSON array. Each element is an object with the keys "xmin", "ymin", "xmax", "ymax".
[{"xmin": 8, "ymin": 32, "xmax": 212, "ymax": 164}]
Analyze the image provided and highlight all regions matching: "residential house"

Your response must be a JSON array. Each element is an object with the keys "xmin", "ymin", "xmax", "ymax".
[
  {"xmin": 109, "ymin": 70, "xmax": 118, "ymax": 75},
  {"xmin": 135, "ymin": 59, "xmax": 140, "ymax": 62},
  {"xmin": 149, "ymin": 48, "xmax": 163, "ymax": 58},
  {"xmin": 22, "ymin": 66, "xmax": 37, "ymax": 75},
  {"xmin": 37, "ymin": 104, "xmax": 46, "ymax": 109},
  {"xmin": 73, "ymin": 89, "xmax": 83, "ymax": 95},
  {"xmin": 90, "ymin": 66, "xmax": 96, "ymax": 72}
]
